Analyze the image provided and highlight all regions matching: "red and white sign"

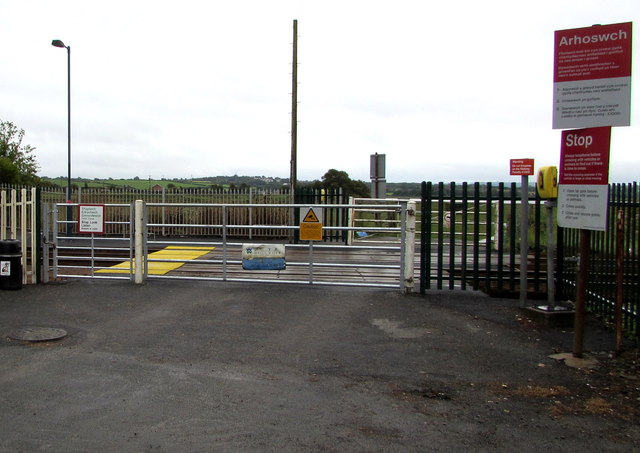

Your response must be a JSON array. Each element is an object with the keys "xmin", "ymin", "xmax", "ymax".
[
  {"xmin": 552, "ymin": 22, "xmax": 632, "ymax": 129},
  {"xmin": 510, "ymin": 158, "xmax": 535, "ymax": 176},
  {"xmin": 559, "ymin": 127, "xmax": 611, "ymax": 185},
  {"xmin": 509, "ymin": 159, "xmax": 535, "ymax": 176},
  {"xmin": 558, "ymin": 127, "xmax": 611, "ymax": 231}
]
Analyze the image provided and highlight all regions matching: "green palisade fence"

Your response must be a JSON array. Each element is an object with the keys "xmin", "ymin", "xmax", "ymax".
[{"xmin": 421, "ymin": 181, "xmax": 639, "ymax": 340}]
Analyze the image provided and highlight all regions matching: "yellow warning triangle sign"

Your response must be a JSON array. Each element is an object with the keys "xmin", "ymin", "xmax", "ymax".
[{"xmin": 303, "ymin": 208, "xmax": 320, "ymax": 223}]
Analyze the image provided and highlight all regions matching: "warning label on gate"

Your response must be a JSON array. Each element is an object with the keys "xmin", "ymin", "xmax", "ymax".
[
  {"xmin": 300, "ymin": 207, "xmax": 323, "ymax": 241},
  {"xmin": 303, "ymin": 208, "xmax": 320, "ymax": 223}
]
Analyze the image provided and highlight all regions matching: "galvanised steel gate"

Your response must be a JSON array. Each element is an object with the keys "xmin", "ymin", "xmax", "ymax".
[
  {"xmin": 46, "ymin": 200, "xmax": 416, "ymax": 291},
  {"xmin": 45, "ymin": 202, "xmax": 135, "ymax": 282}
]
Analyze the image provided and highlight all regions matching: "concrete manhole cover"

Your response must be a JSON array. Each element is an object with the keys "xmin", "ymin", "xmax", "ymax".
[{"xmin": 8, "ymin": 327, "xmax": 68, "ymax": 343}]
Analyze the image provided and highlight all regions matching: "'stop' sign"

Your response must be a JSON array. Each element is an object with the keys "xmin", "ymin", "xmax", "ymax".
[
  {"xmin": 559, "ymin": 126, "xmax": 611, "ymax": 185},
  {"xmin": 552, "ymin": 22, "xmax": 633, "ymax": 129}
]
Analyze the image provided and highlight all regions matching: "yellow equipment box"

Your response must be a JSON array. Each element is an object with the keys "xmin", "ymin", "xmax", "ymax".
[{"xmin": 537, "ymin": 166, "xmax": 558, "ymax": 199}]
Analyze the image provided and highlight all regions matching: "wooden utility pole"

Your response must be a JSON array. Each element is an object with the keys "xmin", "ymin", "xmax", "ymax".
[{"xmin": 290, "ymin": 19, "xmax": 298, "ymax": 206}]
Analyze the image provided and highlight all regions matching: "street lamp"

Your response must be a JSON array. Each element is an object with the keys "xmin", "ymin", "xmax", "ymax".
[
  {"xmin": 51, "ymin": 39, "xmax": 72, "ymax": 235},
  {"xmin": 51, "ymin": 39, "xmax": 71, "ymax": 201}
]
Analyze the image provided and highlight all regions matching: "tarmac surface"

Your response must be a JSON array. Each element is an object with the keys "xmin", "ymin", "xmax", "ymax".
[{"xmin": 1, "ymin": 279, "xmax": 638, "ymax": 452}]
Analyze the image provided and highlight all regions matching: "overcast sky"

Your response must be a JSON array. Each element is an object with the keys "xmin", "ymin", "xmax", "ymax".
[{"xmin": 1, "ymin": 0, "xmax": 638, "ymax": 183}]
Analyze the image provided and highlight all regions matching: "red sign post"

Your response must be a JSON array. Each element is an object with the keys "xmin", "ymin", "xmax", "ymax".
[
  {"xmin": 557, "ymin": 126, "xmax": 612, "ymax": 358},
  {"xmin": 510, "ymin": 158, "xmax": 535, "ymax": 307},
  {"xmin": 553, "ymin": 21, "xmax": 632, "ymax": 359}
]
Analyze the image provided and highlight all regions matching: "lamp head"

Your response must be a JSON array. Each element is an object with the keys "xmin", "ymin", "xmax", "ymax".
[{"xmin": 51, "ymin": 39, "xmax": 67, "ymax": 48}]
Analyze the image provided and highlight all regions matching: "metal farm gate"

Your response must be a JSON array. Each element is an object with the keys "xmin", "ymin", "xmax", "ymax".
[{"xmin": 44, "ymin": 200, "xmax": 417, "ymax": 291}]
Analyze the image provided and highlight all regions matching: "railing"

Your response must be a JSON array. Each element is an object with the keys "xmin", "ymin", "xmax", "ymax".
[
  {"xmin": 43, "ymin": 187, "xmax": 350, "ymax": 240},
  {"xmin": 558, "ymin": 182, "xmax": 639, "ymax": 339},
  {"xmin": 420, "ymin": 182, "xmax": 540, "ymax": 294}
]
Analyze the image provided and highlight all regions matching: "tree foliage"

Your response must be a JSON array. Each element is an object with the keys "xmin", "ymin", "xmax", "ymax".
[
  {"xmin": 0, "ymin": 120, "xmax": 40, "ymax": 184},
  {"xmin": 307, "ymin": 169, "xmax": 371, "ymax": 198}
]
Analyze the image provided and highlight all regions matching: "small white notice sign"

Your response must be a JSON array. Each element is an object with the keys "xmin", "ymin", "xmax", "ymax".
[
  {"xmin": 78, "ymin": 204, "xmax": 105, "ymax": 234},
  {"xmin": 558, "ymin": 185, "xmax": 609, "ymax": 231}
]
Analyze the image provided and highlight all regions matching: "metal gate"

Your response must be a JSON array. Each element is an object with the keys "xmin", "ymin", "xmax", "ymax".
[
  {"xmin": 45, "ymin": 200, "xmax": 416, "ymax": 291},
  {"xmin": 44, "ymin": 202, "xmax": 135, "ymax": 282}
]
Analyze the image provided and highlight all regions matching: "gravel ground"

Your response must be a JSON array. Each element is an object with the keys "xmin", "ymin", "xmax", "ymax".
[{"xmin": 0, "ymin": 280, "xmax": 638, "ymax": 452}]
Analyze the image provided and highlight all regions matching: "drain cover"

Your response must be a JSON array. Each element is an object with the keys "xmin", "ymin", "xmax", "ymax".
[{"xmin": 9, "ymin": 327, "xmax": 68, "ymax": 343}]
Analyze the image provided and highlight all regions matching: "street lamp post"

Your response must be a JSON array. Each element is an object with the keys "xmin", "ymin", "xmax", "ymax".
[{"xmin": 51, "ymin": 39, "xmax": 72, "ymax": 235}]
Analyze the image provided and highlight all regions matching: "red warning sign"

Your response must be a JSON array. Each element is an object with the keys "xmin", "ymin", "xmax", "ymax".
[{"xmin": 510, "ymin": 159, "xmax": 535, "ymax": 176}]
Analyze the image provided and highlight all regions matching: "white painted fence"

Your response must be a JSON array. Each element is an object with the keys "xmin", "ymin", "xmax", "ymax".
[{"xmin": 0, "ymin": 188, "xmax": 38, "ymax": 284}]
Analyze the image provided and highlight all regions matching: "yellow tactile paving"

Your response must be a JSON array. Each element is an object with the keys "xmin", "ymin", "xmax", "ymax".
[{"xmin": 97, "ymin": 246, "xmax": 214, "ymax": 275}]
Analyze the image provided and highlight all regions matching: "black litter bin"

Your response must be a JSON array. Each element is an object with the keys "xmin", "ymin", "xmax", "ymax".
[{"xmin": 0, "ymin": 240, "xmax": 22, "ymax": 290}]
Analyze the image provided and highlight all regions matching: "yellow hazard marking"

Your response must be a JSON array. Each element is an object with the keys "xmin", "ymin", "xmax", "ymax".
[
  {"xmin": 97, "ymin": 246, "xmax": 214, "ymax": 275},
  {"xmin": 303, "ymin": 208, "xmax": 320, "ymax": 223}
]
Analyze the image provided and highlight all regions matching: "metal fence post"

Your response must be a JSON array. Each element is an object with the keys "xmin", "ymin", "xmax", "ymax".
[
  {"xmin": 402, "ymin": 200, "xmax": 416, "ymax": 294},
  {"xmin": 52, "ymin": 204, "xmax": 59, "ymax": 280},
  {"xmin": 134, "ymin": 199, "xmax": 146, "ymax": 284},
  {"xmin": 41, "ymin": 199, "xmax": 49, "ymax": 283}
]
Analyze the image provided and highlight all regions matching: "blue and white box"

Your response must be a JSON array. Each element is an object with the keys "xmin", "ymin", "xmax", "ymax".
[{"xmin": 242, "ymin": 244, "xmax": 286, "ymax": 270}]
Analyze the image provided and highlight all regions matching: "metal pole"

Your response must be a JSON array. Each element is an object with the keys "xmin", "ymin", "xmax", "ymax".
[
  {"xmin": 41, "ymin": 198, "xmax": 49, "ymax": 283},
  {"xmin": 309, "ymin": 240, "xmax": 314, "ymax": 284},
  {"xmin": 545, "ymin": 200, "xmax": 556, "ymax": 308},
  {"xmin": 52, "ymin": 205, "xmax": 59, "ymax": 279},
  {"xmin": 399, "ymin": 201, "xmax": 407, "ymax": 291},
  {"xmin": 615, "ymin": 210, "xmax": 625, "ymax": 355},
  {"xmin": 519, "ymin": 176, "xmax": 529, "ymax": 307},
  {"xmin": 66, "ymin": 45, "xmax": 73, "ymax": 236},
  {"xmin": 222, "ymin": 206, "xmax": 228, "ymax": 281},
  {"xmin": 573, "ymin": 229, "xmax": 590, "ymax": 358},
  {"xmin": 90, "ymin": 233, "xmax": 95, "ymax": 277},
  {"xmin": 161, "ymin": 187, "xmax": 166, "ymax": 237},
  {"xmin": 67, "ymin": 45, "xmax": 71, "ymax": 201},
  {"xmin": 249, "ymin": 187, "xmax": 253, "ymax": 240},
  {"xmin": 134, "ymin": 200, "xmax": 144, "ymax": 284}
]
